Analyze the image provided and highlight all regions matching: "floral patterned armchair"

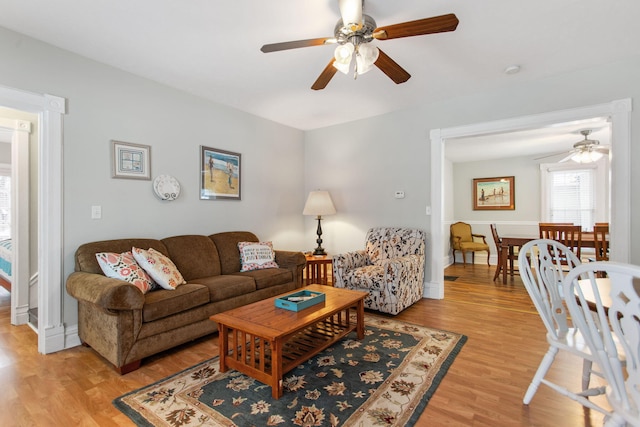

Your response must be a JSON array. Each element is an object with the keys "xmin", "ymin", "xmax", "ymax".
[{"xmin": 332, "ymin": 227, "xmax": 426, "ymax": 315}]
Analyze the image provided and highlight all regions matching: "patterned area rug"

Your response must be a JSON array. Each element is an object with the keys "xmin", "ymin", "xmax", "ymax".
[{"xmin": 114, "ymin": 314, "xmax": 466, "ymax": 426}]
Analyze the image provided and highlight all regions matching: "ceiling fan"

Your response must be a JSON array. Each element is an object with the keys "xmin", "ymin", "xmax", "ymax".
[
  {"xmin": 536, "ymin": 129, "xmax": 610, "ymax": 163},
  {"xmin": 260, "ymin": 0, "xmax": 459, "ymax": 90}
]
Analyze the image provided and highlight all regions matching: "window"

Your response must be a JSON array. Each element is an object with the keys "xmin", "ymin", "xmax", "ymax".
[{"xmin": 540, "ymin": 161, "xmax": 607, "ymax": 232}]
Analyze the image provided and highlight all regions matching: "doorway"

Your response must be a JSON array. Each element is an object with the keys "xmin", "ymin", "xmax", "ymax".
[
  {"xmin": 428, "ymin": 99, "xmax": 632, "ymax": 299},
  {"xmin": 0, "ymin": 113, "xmax": 32, "ymax": 328},
  {"xmin": 0, "ymin": 85, "xmax": 66, "ymax": 354}
]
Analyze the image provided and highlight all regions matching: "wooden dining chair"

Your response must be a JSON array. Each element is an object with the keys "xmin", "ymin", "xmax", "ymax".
[
  {"xmin": 490, "ymin": 223, "xmax": 518, "ymax": 281},
  {"xmin": 539, "ymin": 223, "xmax": 583, "ymax": 260},
  {"xmin": 564, "ymin": 261, "xmax": 640, "ymax": 426},
  {"xmin": 518, "ymin": 239, "xmax": 609, "ymax": 415},
  {"xmin": 593, "ymin": 223, "xmax": 609, "ymax": 261}
]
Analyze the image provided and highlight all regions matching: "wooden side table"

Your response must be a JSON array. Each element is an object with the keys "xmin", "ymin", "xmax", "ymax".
[{"xmin": 304, "ymin": 254, "xmax": 332, "ymax": 286}]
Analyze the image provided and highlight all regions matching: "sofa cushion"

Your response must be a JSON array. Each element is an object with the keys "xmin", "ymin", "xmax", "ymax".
[
  {"xmin": 230, "ymin": 268, "xmax": 293, "ymax": 290},
  {"xmin": 238, "ymin": 241, "xmax": 279, "ymax": 272},
  {"xmin": 210, "ymin": 231, "xmax": 259, "ymax": 274},
  {"xmin": 142, "ymin": 283, "xmax": 210, "ymax": 322},
  {"xmin": 95, "ymin": 251, "xmax": 155, "ymax": 294},
  {"xmin": 75, "ymin": 238, "xmax": 169, "ymax": 274},
  {"xmin": 162, "ymin": 235, "xmax": 221, "ymax": 280},
  {"xmin": 188, "ymin": 275, "xmax": 256, "ymax": 303},
  {"xmin": 132, "ymin": 247, "xmax": 186, "ymax": 290}
]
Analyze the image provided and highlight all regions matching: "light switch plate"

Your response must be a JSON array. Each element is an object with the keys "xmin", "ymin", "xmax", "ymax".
[{"xmin": 91, "ymin": 205, "xmax": 102, "ymax": 219}]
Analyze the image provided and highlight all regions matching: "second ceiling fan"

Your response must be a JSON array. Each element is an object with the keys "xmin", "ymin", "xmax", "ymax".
[{"xmin": 260, "ymin": 0, "xmax": 459, "ymax": 90}]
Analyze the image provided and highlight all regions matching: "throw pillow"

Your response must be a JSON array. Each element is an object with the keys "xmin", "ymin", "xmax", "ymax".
[
  {"xmin": 238, "ymin": 241, "xmax": 279, "ymax": 272},
  {"xmin": 95, "ymin": 251, "xmax": 155, "ymax": 294},
  {"xmin": 132, "ymin": 247, "xmax": 186, "ymax": 290}
]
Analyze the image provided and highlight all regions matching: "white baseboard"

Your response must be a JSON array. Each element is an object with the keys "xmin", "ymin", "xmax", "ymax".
[{"xmin": 64, "ymin": 324, "xmax": 81, "ymax": 349}]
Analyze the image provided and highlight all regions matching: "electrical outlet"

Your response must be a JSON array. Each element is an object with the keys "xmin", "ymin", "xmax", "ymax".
[{"xmin": 394, "ymin": 191, "xmax": 405, "ymax": 199}]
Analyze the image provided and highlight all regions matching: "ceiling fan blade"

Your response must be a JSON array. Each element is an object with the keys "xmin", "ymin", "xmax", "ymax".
[
  {"xmin": 558, "ymin": 153, "xmax": 575, "ymax": 163},
  {"xmin": 311, "ymin": 59, "xmax": 339, "ymax": 90},
  {"xmin": 534, "ymin": 151, "xmax": 568, "ymax": 161},
  {"xmin": 373, "ymin": 13, "xmax": 459, "ymax": 40},
  {"xmin": 374, "ymin": 49, "xmax": 411, "ymax": 84},
  {"xmin": 261, "ymin": 37, "xmax": 336, "ymax": 53}
]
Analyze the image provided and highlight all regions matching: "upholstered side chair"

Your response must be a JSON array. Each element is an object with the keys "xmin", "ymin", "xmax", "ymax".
[
  {"xmin": 332, "ymin": 227, "xmax": 426, "ymax": 315},
  {"xmin": 450, "ymin": 221, "xmax": 490, "ymax": 266}
]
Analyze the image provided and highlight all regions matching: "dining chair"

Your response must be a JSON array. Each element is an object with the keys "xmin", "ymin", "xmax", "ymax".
[
  {"xmin": 564, "ymin": 261, "xmax": 640, "ymax": 426},
  {"xmin": 518, "ymin": 239, "xmax": 609, "ymax": 415},
  {"xmin": 539, "ymin": 223, "xmax": 583, "ymax": 260},
  {"xmin": 593, "ymin": 223, "xmax": 610, "ymax": 261},
  {"xmin": 490, "ymin": 223, "xmax": 518, "ymax": 281},
  {"xmin": 450, "ymin": 221, "xmax": 490, "ymax": 266}
]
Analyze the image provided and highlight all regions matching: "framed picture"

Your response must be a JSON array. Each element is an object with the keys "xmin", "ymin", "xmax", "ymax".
[
  {"xmin": 473, "ymin": 176, "xmax": 515, "ymax": 210},
  {"xmin": 111, "ymin": 140, "xmax": 151, "ymax": 180},
  {"xmin": 200, "ymin": 146, "xmax": 241, "ymax": 200}
]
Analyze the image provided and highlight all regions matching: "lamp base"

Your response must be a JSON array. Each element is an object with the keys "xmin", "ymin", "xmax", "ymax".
[
  {"xmin": 312, "ymin": 216, "xmax": 327, "ymax": 256},
  {"xmin": 312, "ymin": 248, "xmax": 327, "ymax": 256}
]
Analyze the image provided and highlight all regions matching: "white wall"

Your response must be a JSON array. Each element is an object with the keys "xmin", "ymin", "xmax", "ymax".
[
  {"xmin": 1, "ymin": 23, "xmax": 640, "ymax": 335},
  {"xmin": 0, "ymin": 26, "xmax": 307, "ymax": 328},
  {"xmin": 305, "ymin": 54, "xmax": 640, "ymax": 282}
]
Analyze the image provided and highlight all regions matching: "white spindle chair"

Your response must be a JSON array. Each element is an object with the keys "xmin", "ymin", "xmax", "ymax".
[
  {"xmin": 564, "ymin": 261, "xmax": 640, "ymax": 427},
  {"xmin": 518, "ymin": 239, "xmax": 609, "ymax": 415}
]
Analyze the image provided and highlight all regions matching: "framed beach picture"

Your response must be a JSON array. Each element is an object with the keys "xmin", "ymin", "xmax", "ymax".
[
  {"xmin": 200, "ymin": 146, "xmax": 241, "ymax": 200},
  {"xmin": 473, "ymin": 176, "xmax": 515, "ymax": 210},
  {"xmin": 111, "ymin": 140, "xmax": 151, "ymax": 180}
]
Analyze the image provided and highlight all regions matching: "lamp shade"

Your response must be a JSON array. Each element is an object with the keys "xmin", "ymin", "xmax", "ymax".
[{"xmin": 303, "ymin": 191, "xmax": 336, "ymax": 216}]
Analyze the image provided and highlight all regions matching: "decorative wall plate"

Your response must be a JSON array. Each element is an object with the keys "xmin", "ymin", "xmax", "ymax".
[{"xmin": 153, "ymin": 175, "xmax": 181, "ymax": 201}]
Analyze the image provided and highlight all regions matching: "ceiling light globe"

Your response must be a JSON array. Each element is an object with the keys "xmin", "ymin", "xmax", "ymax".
[{"xmin": 334, "ymin": 43, "xmax": 354, "ymax": 63}]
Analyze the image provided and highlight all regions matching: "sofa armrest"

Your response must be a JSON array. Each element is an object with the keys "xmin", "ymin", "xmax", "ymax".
[
  {"xmin": 332, "ymin": 250, "xmax": 370, "ymax": 288},
  {"xmin": 274, "ymin": 250, "xmax": 306, "ymax": 286},
  {"xmin": 66, "ymin": 271, "xmax": 145, "ymax": 311}
]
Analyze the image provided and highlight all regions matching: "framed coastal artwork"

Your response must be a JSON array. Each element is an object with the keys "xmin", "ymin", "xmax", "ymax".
[
  {"xmin": 111, "ymin": 140, "xmax": 151, "ymax": 180},
  {"xmin": 200, "ymin": 146, "xmax": 241, "ymax": 200},
  {"xmin": 473, "ymin": 176, "xmax": 515, "ymax": 210}
]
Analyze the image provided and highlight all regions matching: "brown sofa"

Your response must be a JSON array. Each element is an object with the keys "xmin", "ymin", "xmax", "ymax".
[{"xmin": 66, "ymin": 231, "xmax": 305, "ymax": 373}]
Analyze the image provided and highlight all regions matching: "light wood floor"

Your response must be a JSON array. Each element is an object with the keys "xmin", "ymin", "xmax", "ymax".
[{"xmin": 0, "ymin": 264, "xmax": 610, "ymax": 426}]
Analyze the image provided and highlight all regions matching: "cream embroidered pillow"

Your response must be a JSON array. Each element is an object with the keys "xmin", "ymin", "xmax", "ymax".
[
  {"xmin": 95, "ymin": 251, "xmax": 155, "ymax": 294},
  {"xmin": 132, "ymin": 247, "xmax": 186, "ymax": 290},
  {"xmin": 238, "ymin": 241, "xmax": 279, "ymax": 272}
]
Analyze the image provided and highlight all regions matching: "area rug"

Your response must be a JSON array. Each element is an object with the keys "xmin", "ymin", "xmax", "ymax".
[{"xmin": 114, "ymin": 314, "xmax": 467, "ymax": 426}]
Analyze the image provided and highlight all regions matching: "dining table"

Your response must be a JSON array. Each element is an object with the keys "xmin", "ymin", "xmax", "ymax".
[
  {"xmin": 495, "ymin": 232, "xmax": 605, "ymax": 284},
  {"xmin": 576, "ymin": 277, "xmax": 612, "ymax": 312}
]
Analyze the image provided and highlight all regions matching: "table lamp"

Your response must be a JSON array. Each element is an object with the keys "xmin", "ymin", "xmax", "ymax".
[{"xmin": 303, "ymin": 190, "xmax": 336, "ymax": 256}]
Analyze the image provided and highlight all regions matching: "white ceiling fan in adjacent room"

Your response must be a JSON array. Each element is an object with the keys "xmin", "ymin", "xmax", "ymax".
[{"xmin": 536, "ymin": 129, "xmax": 610, "ymax": 163}]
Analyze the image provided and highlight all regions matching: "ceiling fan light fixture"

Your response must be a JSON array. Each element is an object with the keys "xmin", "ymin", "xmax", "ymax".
[
  {"xmin": 355, "ymin": 44, "xmax": 379, "ymax": 75},
  {"xmin": 571, "ymin": 150, "xmax": 603, "ymax": 163},
  {"xmin": 333, "ymin": 42, "xmax": 355, "ymax": 74}
]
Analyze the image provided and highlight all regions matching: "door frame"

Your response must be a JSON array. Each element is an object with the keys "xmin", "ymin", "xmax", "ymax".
[
  {"xmin": 0, "ymin": 84, "xmax": 66, "ymax": 354},
  {"xmin": 428, "ymin": 98, "xmax": 632, "ymax": 298}
]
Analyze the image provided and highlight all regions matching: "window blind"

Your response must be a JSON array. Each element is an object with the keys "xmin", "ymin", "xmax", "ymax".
[{"xmin": 548, "ymin": 169, "xmax": 594, "ymax": 230}]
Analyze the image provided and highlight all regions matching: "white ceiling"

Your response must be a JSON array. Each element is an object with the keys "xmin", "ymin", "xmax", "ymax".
[{"xmin": 0, "ymin": 1, "xmax": 638, "ymax": 142}]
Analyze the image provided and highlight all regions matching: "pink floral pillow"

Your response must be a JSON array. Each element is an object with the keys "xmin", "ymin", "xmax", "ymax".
[
  {"xmin": 95, "ymin": 251, "xmax": 155, "ymax": 294},
  {"xmin": 132, "ymin": 247, "xmax": 186, "ymax": 290},
  {"xmin": 238, "ymin": 241, "xmax": 279, "ymax": 272}
]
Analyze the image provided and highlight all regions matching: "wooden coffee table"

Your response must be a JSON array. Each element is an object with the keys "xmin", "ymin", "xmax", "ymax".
[{"xmin": 210, "ymin": 284, "xmax": 368, "ymax": 398}]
